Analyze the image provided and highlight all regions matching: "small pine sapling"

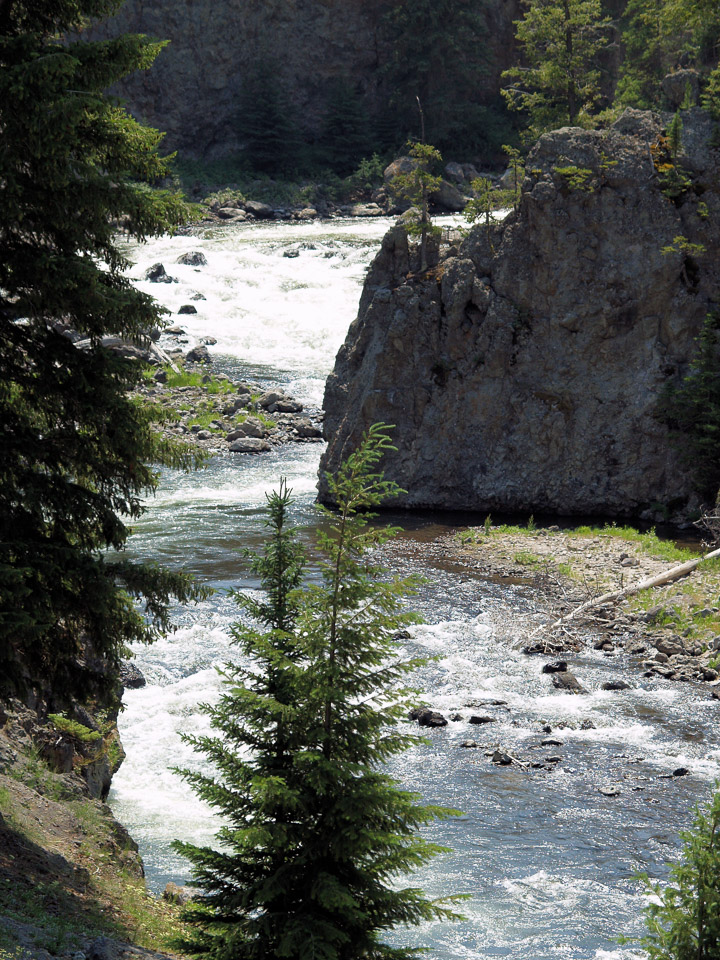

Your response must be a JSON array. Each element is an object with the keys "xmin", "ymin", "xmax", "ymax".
[
  {"xmin": 175, "ymin": 426, "xmax": 464, "ymax": 960},
  {"xmin": 390, "ymin": 141, "xmax": 444, "ymax": 272}
]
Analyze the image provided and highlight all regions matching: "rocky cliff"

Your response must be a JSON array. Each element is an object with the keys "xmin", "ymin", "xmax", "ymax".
[
  {"xmin": 98, "ymin": 0, "xmax": 517, "ymax": 159},
  {"xmin": 319, "ymin": 109, "xmax": 720, "ymax": 519}
]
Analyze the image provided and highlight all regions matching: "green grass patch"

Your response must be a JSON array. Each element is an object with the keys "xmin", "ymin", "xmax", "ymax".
[
  {"xmin": 513, "ymin": 550, "xmax": 543, "ymax": 565},
  {"xmin": 568, "ymin": 524, "xmax": 697, "ymax": 563},
  {"xmin": 47, "ymin": 715, "xmax": 102, "ymax": 744},
  {"xmin": 163, "ymin": 367, "xmax": 234, "ymax": 394}
]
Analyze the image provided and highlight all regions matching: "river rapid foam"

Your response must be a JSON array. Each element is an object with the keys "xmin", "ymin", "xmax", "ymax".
[{"xmin": 112, "ymin": 217, "xmax": 718, "ymax": 960}]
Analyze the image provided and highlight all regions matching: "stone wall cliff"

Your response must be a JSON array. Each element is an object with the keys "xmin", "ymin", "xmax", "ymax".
[
  {"xmin": 319, "ymin": 110, "xmax": 720, "ymax": 519},
  {"xmin": 98, "ymin": 0, "xmax": 517, "ymax": 159}
]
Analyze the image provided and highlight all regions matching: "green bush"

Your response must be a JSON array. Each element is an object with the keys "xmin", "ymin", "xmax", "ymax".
[{"xmin": 627, "ymin": 787, "xmax": 720, "ymax": 959}]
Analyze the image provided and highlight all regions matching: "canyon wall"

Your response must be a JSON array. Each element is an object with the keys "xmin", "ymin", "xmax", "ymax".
[
  {"xmin": 100, "ymin": 0, "xmax": 518, "ymax": 160},
  {"xmin": 319, "ymin": 109, "xmax": 720, "ymax": 519}
]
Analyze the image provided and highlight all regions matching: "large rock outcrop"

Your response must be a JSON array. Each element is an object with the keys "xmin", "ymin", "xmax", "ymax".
[{"xmin": 319, "ymin": 110, "xmax": 720, "ymax": 518}]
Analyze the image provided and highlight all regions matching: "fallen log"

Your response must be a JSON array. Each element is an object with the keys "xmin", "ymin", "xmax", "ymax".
[
  {"xmin": 74, "ymin": 335, "xmax": 180, "ymax": 372},
  {"xmin": 526, "ymin": 545, "xmax": 720, "ymax": 640}
]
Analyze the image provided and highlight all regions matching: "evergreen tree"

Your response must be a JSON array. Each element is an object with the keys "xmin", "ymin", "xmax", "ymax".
[
  {"xmin": 616, "ymin": 0, "xmax": 720, "ymax": 110},
  {"xmin": 175, "ymin": 425, "xmax": 462, "ymax": 960},
  {"xmin": 657, "ymin": 313, "xmax": 720, "ymax": 502},
  {"xmin": 381, "ymin": 0, "xmax": 495, "ymax": 154},
  {"xmin": 615, "ymin": 0, "xmax": 667, "ymax": 109},
  {"xmin": 0, "ymin": 0, "xmax": 205, "ymax": 706},
  {"xmin": 629, "ymin": 787, "xmax": 720, "ymax": 959},
  {"xmin": 502, "ymin": 0, "xmax": 610, "ymax": 141},
  {"xmin": 239, "ymin": 60, "xmax": 302, "ymax": 176},
  {"xmin": 702, "ymin": 62, "xmax": 720, "ymax": 119},
  {"xmin": 662, "ymin": 0, "xmax": 720, "ymax": 66},
  {"xmin": 389, "ymin": 141, "xmax": 444, "ymax": 272},
  {"xmin": 320, "ymin": 77, "xmax": 372, "ymax": 176}
]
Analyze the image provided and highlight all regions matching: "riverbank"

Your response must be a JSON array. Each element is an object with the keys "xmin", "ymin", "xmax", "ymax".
[
  {"xmin": 2, "ymin": 520, "xmax": 719, "ymax": 957},
  {"xmin": 0, "ymin": 701, "xmax": 186, "ymax": 959},
  {"xmin": 135, "ymin": 361, "xmax": 323, "ymax": 456},
  {"xmin": 430, "ymin": 521, "xmax": 720, "ymax": 686}
]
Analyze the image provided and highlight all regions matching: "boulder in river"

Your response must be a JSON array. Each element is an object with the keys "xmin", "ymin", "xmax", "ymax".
[
  {"xmin": 542, "ymin": 660, "xmax": 567, "ymax": 674},
  {"xmin": 245, "ymin": 200, "xmax": 275, "ymax": 220},
  {"xmin": 229, "ymin": 417, "xmax": 267, "ymax": 439},
  {"xmin": 176, "ymin": 251, "xmax": 208, "ymax": 266},
  {"xmin": 144, "ymin": 262, "xmax": 176, "ymax": 283},
  {"xmin": 295, "ymin": 418, "xmax": 322, "ymax": 438},
  {"xmin": 409, "ymin": 707, "xmax": 448, "ymax": 728},
  {"xmin": 178, "ymin": 304, "xmax": 198, "ymax": 315},
  {"xmin": 186, "ymin": 345, "xmax": 211, "ymax": 363},
  {"xmin": 601, "ymin": 679, "xmax": 631, "ymax": 691},
  {"xmin": 119, "ymin": 662, "xmax": 146, "ymax": 690},
  {"xmin": 228, "ymin": 438, "xmax": 271, "ymax": 453},
  {"xmin": 552, "ymin": 671, "xmax": 588, "ymax": 695}
]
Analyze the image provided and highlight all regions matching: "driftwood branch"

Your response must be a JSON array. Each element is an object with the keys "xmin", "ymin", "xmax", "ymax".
[
  {"xmin": 74, "ymin": 336, "xmax": 180, "ymax": 372},
  {"xmin": 527, "ymin": 545, "xmax": 720, "ymax": 640}
]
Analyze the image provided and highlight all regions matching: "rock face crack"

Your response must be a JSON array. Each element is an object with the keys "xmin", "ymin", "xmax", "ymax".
[{"xmin": 319, "ymin": 109, "xmax": 720, "ymax": 519}]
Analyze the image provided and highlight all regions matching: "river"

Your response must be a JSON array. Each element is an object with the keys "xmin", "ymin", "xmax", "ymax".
[{"xmin": 111, "ymin": 216, "xmax": 719, "ymax": 960}]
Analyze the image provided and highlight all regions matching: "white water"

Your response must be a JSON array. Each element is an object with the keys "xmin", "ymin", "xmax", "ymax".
[
  {"xmin": 124, "ymin": 217, "xmax": 402, "ymax": 405},
  {"xmin": 112, "ymin": 217, "xmax": 719, "ymax": 959}
]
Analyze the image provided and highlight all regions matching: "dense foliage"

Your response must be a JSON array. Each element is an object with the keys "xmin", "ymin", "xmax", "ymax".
[
  {"xmin": 502, "ymin": 0, "xmax": 720, "ymax": 140},
  {"xmin": 238, "ymin": 59, "xmax": 303, "ymax": 176},
  {"xmin": 630, "ymin": 787, "xmax": 720, "ymax": 959},
  {"xmin": 175, "ymin": 425, "xmax": 462, "ymax": 960},
  {"xmin": 0, "ymin": 0, "xmax": 205, "ymax": 706},
  {"xmin": 502, "ymin": 0, "xmax": 610, "ymax": 140},
  {"xmin": 381, "ymin": 0, "xmax": 506, "ymax": 155}
]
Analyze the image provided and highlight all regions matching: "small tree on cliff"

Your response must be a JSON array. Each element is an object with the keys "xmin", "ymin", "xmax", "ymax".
[
  {"xmin": 501, "ymin": 0, "xmax": 610, "ymax": 140},
  {"xmin": 175, "ymin": 425, "xmax": 463, "ymax": 960},
  {"xmin": 0, "ymin": 0, "xmax": 205, "ymax": 705},
  {"xmin": 390, "ymin": 141, "xmax": 443, "ymax": 272}
]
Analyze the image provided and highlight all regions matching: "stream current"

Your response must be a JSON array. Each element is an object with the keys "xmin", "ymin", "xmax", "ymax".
[{"xmin": 112, "ymin": 217, "xmax": 719, "ymax": 960}]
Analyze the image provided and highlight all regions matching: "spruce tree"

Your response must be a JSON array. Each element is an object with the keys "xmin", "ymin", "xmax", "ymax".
[
  {"xmin": 615, "ymin": 0, "xmax": 667, "ymax": 109},
  {"xmin": 389, "ymin": 142, "xmax": 444, "ymax": 272},
  {"xmin": 629, "ymin": 787, "xmax": 720, "ymax": 959},
  {"xmin": 321, "ymin": 77, "xmax": 372, "ymax": 176},
  {"xmin": 0, "ymin": 0, "xmax": 204, "ymax": 706},
  {"xmin": 381, "ymin": 0, "xmax": 494, "ymax": 154},
  {"xmin": 502, "ymin": 0, "xmax": 610, "ymax": 140},
  {"xmin": 175, "ymin": 425, "xmax": 462, "ymax": 960},
  {"xmin": 239, "ymin": 60, "xmax": 302, "ymax": 176}
]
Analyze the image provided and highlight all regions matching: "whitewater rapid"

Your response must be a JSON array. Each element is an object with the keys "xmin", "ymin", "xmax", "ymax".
[{"xmin": 111, "ymin": 217, "xmax": 718, "ymax": 960}]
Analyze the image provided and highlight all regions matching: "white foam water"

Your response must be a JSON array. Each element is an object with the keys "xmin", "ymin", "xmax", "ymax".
[{"xmin": 111, "ymin": 218, "xmax": 719, "ymax": 959}]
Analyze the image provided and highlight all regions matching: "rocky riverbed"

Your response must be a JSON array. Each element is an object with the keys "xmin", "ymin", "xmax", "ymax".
[
  {"xmin": 404, "ymin": 522, "xmax": 720, "ymax": 692},
  {"xmin": 3, "ymin": 520, "xmax": 719, "ymax": 957},
  {"xmin": 135, "ymin": 360, "xmax": 323, "ymax": 456}
]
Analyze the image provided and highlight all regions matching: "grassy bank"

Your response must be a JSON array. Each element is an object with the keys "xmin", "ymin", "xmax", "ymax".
[
  {"xmin": 455, "ymin": 520, "xmax": 720, "ymax": 660},
  {"xmin": 0, "ymin": 726, "xmax": 189, "ymax": 957}
]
